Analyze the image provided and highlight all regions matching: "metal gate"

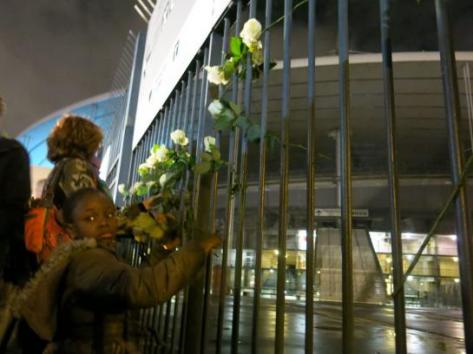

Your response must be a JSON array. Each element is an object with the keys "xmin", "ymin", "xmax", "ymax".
[{"xmin": 105, "ymin": 1, "xmax": 473, "ymax": 353}]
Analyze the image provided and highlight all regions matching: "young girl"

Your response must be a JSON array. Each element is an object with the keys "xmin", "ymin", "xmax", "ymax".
[{"xmin": 15, "ymin": 188, "xmax": 220, "ymax": 353}]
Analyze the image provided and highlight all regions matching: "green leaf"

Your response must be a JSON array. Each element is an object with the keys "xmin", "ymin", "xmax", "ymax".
[
  {"xmin": 223, "ymin": 60, "xmax": 235, "ymax": 80},
  {"xmin": 211, "ymin": 147, "xmax": 221, "ymax": 161},
  {"xmin": 230, "ymin": 36, "xmax": 242, "ymax": 58},
  {"xmin": 269, "ymin": 61, "xmax": 277, "ymax": 70},
  {"xmin": 222, "ymin": 107, "xmax": 235, "ymax": 121},
  {"xmin": 194, "ymin": 161, "xmax": 211, "ymax": 174},
  {"xmin": 246, "ymin": 123, "xmax": 261, "ymax": 143},
  {"xmin": 265, "ymin": 133, "xmax": 279, "ymax": 152},
  {"xmin": 213, "ymin": 107, "xmax": 235, "ymax": 130},
  {"xmin": 214, "ymin": 115, "xmax": 233, "ymax": 131},
  {"xmin": 135, "ymin": 184, "xmax": 148, "ymax": 197},
  {"xmin": 235, "ymin": 115, "xmax": 250, "ymax": 131},
  {"xmin": 228, "ymin": 101, "xmax": 242, "ymax": 115},
  {"xmin": 201, "ymin": 151, "xmax": 213, "ymax": 162}
]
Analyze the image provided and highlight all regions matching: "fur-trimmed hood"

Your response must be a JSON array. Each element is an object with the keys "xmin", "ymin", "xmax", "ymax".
[{"xmin": 13, "ymin": 239, "xmax": 97, "ymax": 341}]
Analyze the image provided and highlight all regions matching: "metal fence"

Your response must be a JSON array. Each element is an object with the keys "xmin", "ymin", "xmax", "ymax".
[{"xmin": 108, "ymin": 1, "xmax": 473, "ymax": 353}]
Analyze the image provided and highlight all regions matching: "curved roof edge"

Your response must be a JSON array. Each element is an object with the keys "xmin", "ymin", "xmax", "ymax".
[
  {"xmin": 17, "ymin": 89, "xmax": 125, "ymax": 138},
  {"xmin": 272, "ymin": 51, "xmax": 473, "ymax": 70}
]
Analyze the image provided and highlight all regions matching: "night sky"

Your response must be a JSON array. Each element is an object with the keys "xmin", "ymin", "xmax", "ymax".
[{"xmin": 0, "ymin": 0, "xmax": 143, "ymax": 137}]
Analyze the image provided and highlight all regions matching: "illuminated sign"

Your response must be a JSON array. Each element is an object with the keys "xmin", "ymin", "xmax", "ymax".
[{"xmin": 314, "ymin": 208, "xmax": 369, "ymax": 217}]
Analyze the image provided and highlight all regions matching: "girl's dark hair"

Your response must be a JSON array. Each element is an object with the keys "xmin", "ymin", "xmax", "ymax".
[{"xmin": 62, "ymin": 188, "xmax": 112, "ymax": 223}]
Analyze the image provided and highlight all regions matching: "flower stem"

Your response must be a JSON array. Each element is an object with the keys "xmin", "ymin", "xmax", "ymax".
[{"xmin": 263, "ymin": 0, "xmax": 309, "ymax": 33}]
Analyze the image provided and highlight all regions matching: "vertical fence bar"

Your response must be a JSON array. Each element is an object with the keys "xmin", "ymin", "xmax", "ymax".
[
  {"xmin": 154, "ymin": 115, "xmax": 161, "ymax": 145},
  {"xmin": 155, "ymin": 117, "xmax": 161, "ymax": 143},
  {"xmin": 156, "ymin": 304, "xmax": 164, "ymax": 351},
  {"xmin": 148, "ymin": 305, "xmax": 159, "ymax": 353},
  {"xmin": 215, "ymin": 15, "xmax": 233, "ymax": 354},
  {"xmin": 178, "ymin": 62, "xmax": 200, "ymax": 354},
  {"xmin": 143, "ymin": 301, "xmax": 153, "ymax": 353},
  {"xmin": 136, "ymin": 143, "xmax": 144, "ymax": 182},
  {"xmin": 142, "ymin": 134, "xmax": 149, "ymax": 161},
  {"xmin": 275, "ymin": 0, "xmax": 292, "ymax": 353},
  {"xmin": 195, "ymin": 48, "xmax": 211, "ymax": 168},
  {"xmin": 189, "ymin": 61, "xmax": 201, "ymax": 151},
  {"xmin": 144, "ymin": 130, "xmax": 150, "ymax": 154},
  {"xmin": 200, "ymin": 16, "xmax": 231, "ymax": 354},
  {"xmin": 435, "ymin": 1, "xmax": 473, "ymax": 353},
  {"xmin": 162, "ymin": 102, "xmax": 170, "ymax": 146},
  {"xmin": 133, "ymin": 144, "xmax": 141, "ymax": 185},
  {"xmin": 158, "ymin": 108, "xmax": 167, "ymax": 144},
  {"xmin": 232, "ymin": 1, "xmax": 257, "ymax": 353},
  {"xmin": 144, "ymin": 131, "xmax": 151, "ymax": 158},
  {"xmin": 182, "ymin": 46, "xmax": 210, "ymax": 354},
  {"xmin": 338, "ymin": 0, "xmax": 354, "ymax": 352},
  {"xmin": 150, "ymin": 121, "xmax": 156, "ymax": 147},
  {"xmin": 183, "ymin": 72, "xmax": 193, "ymax": 135},
  {"xmin": 169, "ymin": 78, "xmax": 191, "ymax": 354},
  {"xmin": 227, "ymin": 1, "xmax": 243, "ymax": 353},
  {"xmin": 163, "ymin": 104, "xmax": 172, "ymax": 145},
  {"xmin": 128, "ymin": 150, "xmax": 137, "ymax": 187},
  {"xmin": 252, "ymin": 0, "xmax": 271, "ymax": 349},
  {"xmin": 162, "ymin": 299, "xmax": 172, "ymax": 352},
  {"xmin": 166, "ymin": 98, "xmax": 176, "ymax": 146},
  {"xmin": 130, "ymin": 149, "xmax": 137, "ymax": 187},
  {"xmin": 168, "ymin": 94, "xmax": 179, "ymax": 139},
  {"xmin": 170, "ymin": 92, "xmax": 180, "ymax": 136},
  {"xmin": 169, "ymin": 294, "xmax": 180, "ymax": 354},
  {"xmin": 195, "ymin": 44, "xmax": 212, "ymax": 354},
  {"xmin": 379, "ymin": 1, "xmax": 407, "ymax": 353},
  {"xmin": 137, "ymin": 141, "xmax": 145, "ymax": 173},
  {"xmin": 306, "ymin": 0, "xmax": 316, "ymax": 352},
  {"xmin": 177, "ymin": 82, "xmax": 186, "ymax": 129}
]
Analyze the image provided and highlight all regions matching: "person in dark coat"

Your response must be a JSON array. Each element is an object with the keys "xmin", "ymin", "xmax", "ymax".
[
  {"xmin": 14, "ymin": 188, "xmax": 221, "ymax": 353},
  {"xmin": 0, "ymin": 97, "xmax": 34, "ymax": 286}
]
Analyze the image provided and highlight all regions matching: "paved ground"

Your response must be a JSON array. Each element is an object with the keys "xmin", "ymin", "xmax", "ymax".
[{"xmin": 202, "ymin": 297, "xmax": 465, "ymax": 354}]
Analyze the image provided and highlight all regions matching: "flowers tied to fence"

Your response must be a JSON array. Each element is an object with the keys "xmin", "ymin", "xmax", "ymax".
[
  {"xmin": 205, "ymin": 18, "xmax": 276, "ymax": 144},
  {"xmin": 119, "ymin": 129, "xmax": 224, "ymax": 242}
]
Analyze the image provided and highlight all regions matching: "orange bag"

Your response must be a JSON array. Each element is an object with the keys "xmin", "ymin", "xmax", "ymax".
[
  {"xmin": 24, "ymin": 206, "xmax": 71, "ymax": 263},
  {"xmin": 24, "ymin": 160, "xmax": 71, "ymax": 263}
]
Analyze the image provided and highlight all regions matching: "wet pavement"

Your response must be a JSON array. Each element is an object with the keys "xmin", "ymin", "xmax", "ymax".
[{"xmin": 203, "ymin": 296, "xmax": 465, "ymax": 354}]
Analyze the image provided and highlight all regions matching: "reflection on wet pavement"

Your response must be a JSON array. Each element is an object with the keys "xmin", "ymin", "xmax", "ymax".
[{"xmin": 203, "ymin": 297, "xmax": 465, "ymax": 354}]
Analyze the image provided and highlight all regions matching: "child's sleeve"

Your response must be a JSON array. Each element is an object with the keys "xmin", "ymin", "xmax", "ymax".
[{"xmin": 67, "ymin": 241, "xmax": 207, "ymax": 310}]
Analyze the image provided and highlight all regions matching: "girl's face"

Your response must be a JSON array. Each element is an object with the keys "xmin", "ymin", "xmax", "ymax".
[{"xmin": 69, "ymin": 193, "xmax": 118, "ymax": 240}]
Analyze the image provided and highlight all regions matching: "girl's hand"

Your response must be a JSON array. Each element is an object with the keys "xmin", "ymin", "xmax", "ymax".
[{"xmin": 200, "ymin": 234, "xmax": 221, "ymax": 253}]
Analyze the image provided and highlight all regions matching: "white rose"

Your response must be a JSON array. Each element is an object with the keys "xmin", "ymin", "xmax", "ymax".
[
  {"xmin": 138, "ymin": 163, "xmax": 150, "ymax": 176},
  {"xmin": 204, "ymin": 136, "xmax": 216, "ymax": 152},
  {"xmin": 150, "ymin": 145, "xmax": 169, "ymax": 163},
  {"xmin": 118, "ymin": 184, "xmax": 127, "ymax": 195},
  {"xmin": 170, "ymin": 129, "xmax": 189, "ymax": 146},
  {"xmin": 208, "ymin": 99, "xmax": 225, "ymax": 116},
  {"xmin": 159, "ymin": 173, "xmax": 172, "ymax": 187},
  {"xmin": 205, "ymin": 65, "xmax": 229, "ymax": 85},
  {"xmin": 240, "ymin": 18, "xmax": 262, "ymax": 51}
]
